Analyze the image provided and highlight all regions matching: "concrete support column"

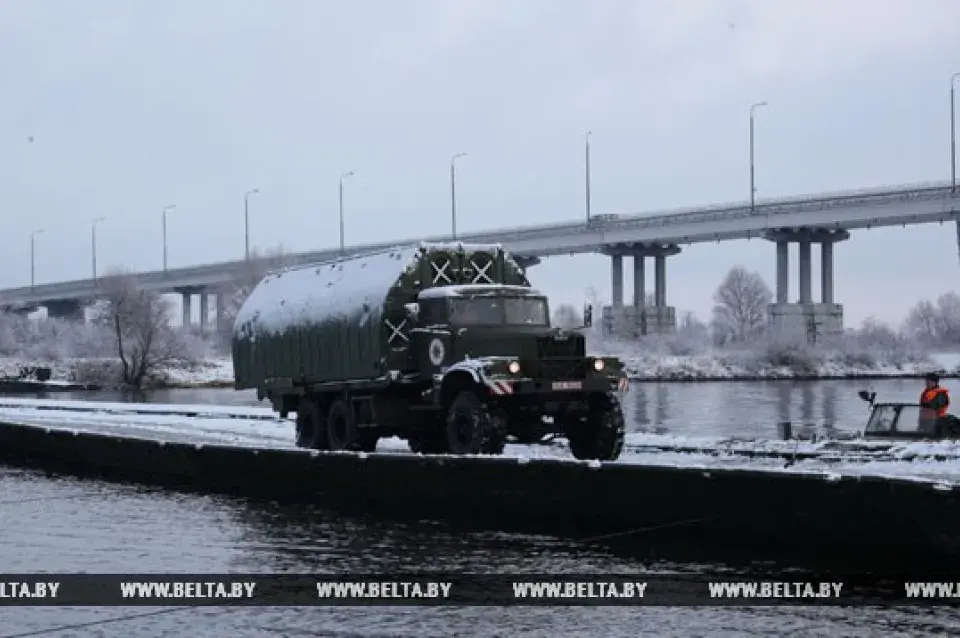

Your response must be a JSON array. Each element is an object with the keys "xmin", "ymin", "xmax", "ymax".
[
  {"xmin": 611, "ymin": 254, "xmax": 624, "ymax": 308},
  {"xmin": 654, "ymin": 254, "xmax": 666, "ymax": 307},
  {"xmin": 215, "ymin": 292, "xmax": 226, "ymax": 334},
  {"xmin": 821, "ymin": 241, "xmax": 834, "ymax": 304},
  {"xmin": 182, "ymin": 291, "xmax": 192, "ymax": 328},
  {"xmin": 798, "ymin": 238, "xmax": 812, "ymax": 304},
  {"xmin": 764, "ymin": 228, "xmax": 850, "ymax": 343},
  {"xmin": 632, "ymin": 254, "xmax": 645, "ymax": 310},
  {"xmin": 776, "ymin": 241, "xmax": 789, "ymax": 303},
  {"xmin": 199, "ymin": 291, "xmax": 210, "ymax": 333},
  {"xmin": 602, "ymin": 243, "xmax": 679, "ymax": 337}
]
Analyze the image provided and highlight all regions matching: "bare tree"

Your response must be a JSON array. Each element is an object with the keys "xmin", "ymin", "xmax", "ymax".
[
  {"xmin": 711, "ymin": 266, "xmax": 772, "ymax": 345},
  {"xmin": 93, "ymin": 268, "xmax": 187, "ymax": 388},
  {"xmin": 903, "ymin": 299, "xmax": 939, "ymax": 344},
  {"xmin": 935, "ymin": 292, "xmax": 960, "ymax": 343},
  {"xmin": 903, "ymin": 293, "xmax": 960, "ymax": 346},
  {"xmin": 677, "ymin": 311, "xmax": 709, "ymax": 341},
  {"xmin": 552, "ymin": 303, "xmax": 583, "ymax": 329}
]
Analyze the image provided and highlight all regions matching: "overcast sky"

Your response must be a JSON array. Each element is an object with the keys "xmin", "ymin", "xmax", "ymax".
[{"xmin": 1, "ymin": 0, "xmax": 959, "ymax": 326}]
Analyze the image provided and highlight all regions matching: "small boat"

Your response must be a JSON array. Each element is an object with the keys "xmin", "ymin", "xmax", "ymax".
[{"xmin": 779, "ymin": 390, "xmax": 960, "ymax": 443}]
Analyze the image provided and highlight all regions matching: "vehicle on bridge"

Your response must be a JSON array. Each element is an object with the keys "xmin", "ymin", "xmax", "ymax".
[{"xmin": 231, "ymin": 242, "xmax": 629, "ymax": 461}]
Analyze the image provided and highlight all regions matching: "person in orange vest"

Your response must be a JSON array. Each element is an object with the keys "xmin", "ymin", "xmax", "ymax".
[{"xmin": 919, "ymin": 372, "xmax": 949, "ymax": 434}]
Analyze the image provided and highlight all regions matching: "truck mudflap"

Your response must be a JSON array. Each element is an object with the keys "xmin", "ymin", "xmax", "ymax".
[{"xmin": 482, "ymin": 375, "xmax": 628, "ymax": 396}]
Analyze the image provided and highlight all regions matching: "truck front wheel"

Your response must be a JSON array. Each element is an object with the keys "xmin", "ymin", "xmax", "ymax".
[
  {"xmin": 567, "ymin": 394, "xmax": 626, "ymax": 461},
  {"xmin": 445, "ymin": 390, "xmax": 507, "ymax": 455}
]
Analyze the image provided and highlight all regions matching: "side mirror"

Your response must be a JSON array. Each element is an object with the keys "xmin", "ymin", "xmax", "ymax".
[
  {"xmin": 583, "ymin": 304, "xmax": 593, "ymax": 328},
  {"xmin": 404, "ymin": 302, "xmax": 420, "ymax": 321},
  {"xmin": 857, "ymin": 390, "xmax": 876, "ymax": 404}
]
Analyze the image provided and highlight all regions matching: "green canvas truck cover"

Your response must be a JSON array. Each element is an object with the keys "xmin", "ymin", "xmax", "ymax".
[{"xmin": 232, "ymin": 242, "xmax": 530, "ymax": 390}]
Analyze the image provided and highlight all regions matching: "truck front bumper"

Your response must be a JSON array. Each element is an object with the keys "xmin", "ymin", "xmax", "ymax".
[{"xmin": 481, "ymin": 374, "xmax": 628, "ymax": 397}]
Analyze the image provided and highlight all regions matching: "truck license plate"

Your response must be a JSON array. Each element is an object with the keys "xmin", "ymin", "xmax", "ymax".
[{"xmin": 552, "ymin": 381, "xmax": 582, "ymax": 391}]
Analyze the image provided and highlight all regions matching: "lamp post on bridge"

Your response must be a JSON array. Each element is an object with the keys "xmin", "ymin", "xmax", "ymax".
[
  {"xmin": 450, "ymin": 152, "xmax": 467, "ymax": 239},
  {"xmin": 161, "ymin": 204, "xmax": 176, "ymax": 271},
  {"xmin": 951, "ymin": 72, "xmax": 959, "ymax": 193},
  {"xmin": 339, "ymin": 172, "xmax": 353, "ymax": 256},
  {"xmin": 244, "ymin": 188, "xmax": 259, "ymax": 261},
  {"xmin": 92, "ymin": 217, "xmax": 106, "ymax": 280},
  {"xmin": 585, "ymin": 131, "xmax": 592, "ymax": 223},
  {"xmin": 749, "ymin": 101, "xmax": 768, "ymax": 214},
  {"xmin": 30, "ymin": 229, "xmax": 44, "ymax": 290}
]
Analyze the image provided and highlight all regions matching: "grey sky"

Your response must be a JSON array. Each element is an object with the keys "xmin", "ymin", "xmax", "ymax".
[{"xmin": 2, "ymin": 0, "xmax": 959, "ymax": 326}]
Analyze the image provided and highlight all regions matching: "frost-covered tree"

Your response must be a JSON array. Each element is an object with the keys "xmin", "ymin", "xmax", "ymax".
[
  {"xmin": 0, "ymin": 310, "xmax": 113, "ymax": 361},
  {"xmin": 93, "ymin": 269, "xmax": 191, "ymax": 388},
  {"xmin": 903, "ymin": 292, "xmax": 960, "ymax": 346},
  {"xmin": 677, "ymin": 311, "xmax": 710, "ymax": 343},
  {"xmin": 711, "ymin": 266, "xmax": 772, "ymax": 345}
]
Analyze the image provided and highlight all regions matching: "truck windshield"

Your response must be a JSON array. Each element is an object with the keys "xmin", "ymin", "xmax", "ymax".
[{"xmin": 449, "ymin": 296, "xmax": 548, "ymax": 326}]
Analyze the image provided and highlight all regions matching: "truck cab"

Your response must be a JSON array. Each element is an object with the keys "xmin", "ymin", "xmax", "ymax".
[{"xmin": 403, "ymin": 284, "xmax": 628, "ymax": 459}]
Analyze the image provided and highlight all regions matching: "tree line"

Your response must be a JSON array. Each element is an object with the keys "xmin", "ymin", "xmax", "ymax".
[{"xmin": 2, "ymin": 255, "xmax": 955, "ymax": 390}]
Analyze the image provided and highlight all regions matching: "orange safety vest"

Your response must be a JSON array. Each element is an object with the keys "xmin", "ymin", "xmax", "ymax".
[{"xmin": 920, "ymin": 387, "xmax": 949, "ymax": 418}]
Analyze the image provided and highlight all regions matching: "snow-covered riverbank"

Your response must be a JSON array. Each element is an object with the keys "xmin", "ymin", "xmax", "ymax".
[
  {"xmin": 0, "ymin": 357, "xmax": 235, "ymax": 389},
  {"xmin": 618, "ymin": 351, "xmax": 960, "ymax": 381},
  {"xmin": 1, "ymin": 350, "xmax": 958, "ymax": 389}
]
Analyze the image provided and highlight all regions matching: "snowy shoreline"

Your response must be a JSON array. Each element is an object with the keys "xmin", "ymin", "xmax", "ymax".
[
  {"xmin": 1, "ymin": 351, "xmax": 958, "ymax": 390},
  {"xmin": 619, "ymin": 352, "xmax": 960, "ymax": 382}
]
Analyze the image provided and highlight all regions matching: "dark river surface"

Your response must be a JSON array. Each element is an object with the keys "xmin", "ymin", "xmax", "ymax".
[{"xmin": 0, "ymin": 378, "xmax": 957, "ymax": 636}]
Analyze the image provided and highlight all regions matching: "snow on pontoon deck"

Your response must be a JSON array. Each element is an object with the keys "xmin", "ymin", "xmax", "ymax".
[{"xmin": 0, "ymin": 398, "xmax": 957, "ymax": 487}]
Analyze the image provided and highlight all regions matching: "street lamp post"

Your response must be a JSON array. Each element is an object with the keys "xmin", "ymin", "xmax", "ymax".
[
  {"xmin": 585, "ymin": 131, "xmax": 592, "ymax": 223},
  {"xmin": 339, "ymin": 172, "xmax": 354, "ymax": 256},
  {"xmin": 749, "ymin": 101, "xmax": 768, "ymax": 213},
  {"xmin": 951, "ymin": 72, "xmax": 960, "ymax": 193},
  {"xmin": 92, "ymin": 217, "xmax": 106, "ymax": 280},
  {"xmin": 244, "ymin": 188, "xmax": 259, "ymax": 260},
  {"xmin": 162, "ymin": 204, "xmax": 176, "ymax": 271},
  {"xmin": 450, "ymin": 152, "xmax": 467, "ymax": 239},
  {"xmin": 30, "ymin": 229, "xmax": 44, "ymax": 289}
]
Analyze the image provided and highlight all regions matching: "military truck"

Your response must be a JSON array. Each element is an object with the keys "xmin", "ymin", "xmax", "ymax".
[{"xmin": 232, "ymin": 242, "xmax": 629, "ymax": 461}]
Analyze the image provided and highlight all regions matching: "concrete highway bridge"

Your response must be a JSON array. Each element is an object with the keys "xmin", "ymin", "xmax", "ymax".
[{"xmin": 1, "ymin": 181, "xmax": 957, "ymax": 339}]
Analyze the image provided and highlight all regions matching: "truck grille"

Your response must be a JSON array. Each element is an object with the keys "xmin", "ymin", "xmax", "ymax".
[
  {"xmin": 537, "ymin": 335, "xmax": 585, "ymax": 358},
  {"xmin": 536, "ymin": 357, "xmax": 591, "ymax": 380}
]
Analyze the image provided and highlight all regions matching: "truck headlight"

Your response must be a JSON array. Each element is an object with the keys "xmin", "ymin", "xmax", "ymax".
[
  {"xmin": 593, "ymin": 358, "xmax": 604, "ymax": 371},
  {"xmin": 508, "ymin": 360, "xmax": 521, "ymax": 374}
]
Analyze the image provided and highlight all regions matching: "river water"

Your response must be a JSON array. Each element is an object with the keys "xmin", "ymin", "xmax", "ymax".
[{"xmin": 0, "ymin": 378, "xmax": 957, "ymax": 636}]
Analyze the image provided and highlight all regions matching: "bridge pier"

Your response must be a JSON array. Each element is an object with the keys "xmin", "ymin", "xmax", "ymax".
[
  {"xmin": 44, "ymin": 299, "xmax": 85, "ymax": 323},
  {"xmin": 181, "ymin": 291, "xmax": 192, "ymax": 328},
  {"xmin": 177, "ymin": 287, "xmax": 218, "ymax": 334},
  {"xmin": 199, "ymin": 291, "xmax": 210, "ymax": 334},
  {"xmin": 603, "ymin": 243, "xmax": 680, "ymax": 337},
  {"xmin": 765, "ymin": 228, "xmax": 849, "ymax": 343},
  {"xmin": 215, "ymin": 292, "xmax": 226, "ymax": 336}
]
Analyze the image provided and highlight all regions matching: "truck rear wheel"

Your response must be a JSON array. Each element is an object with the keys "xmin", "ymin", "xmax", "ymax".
[
  {"xmin": 296, "ymin": 398, "xmax": 329, "ymax": 450},
  {"xmin": 407, "ymin": 428, "xmax": 447, "ymax": 455},
  {"xmin": 445, "ymin": 390, "xmax": 507, "ymax": 455},
  {"xmin": 325, "ymin": 398, "xmax": 359, "ymax": 451},
  {"xmin": 567, "ymin": 394, "xmax": 626, "ymax": 461}
]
